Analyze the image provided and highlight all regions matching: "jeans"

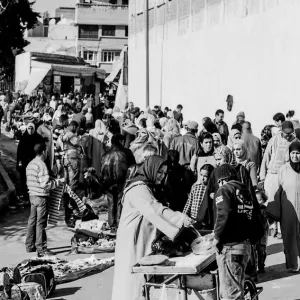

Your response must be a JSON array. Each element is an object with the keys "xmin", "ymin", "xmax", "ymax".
[
  {"xmin": 63, "ymin": 157, "xmax": 80, "ymax": 191},
  {"xmin": 216, "ymin": 241, "xmax": 251, "ymax": 300},
  {"xmin": 25, "ymin": 196, "xmax": 48, "ymax": 252}
]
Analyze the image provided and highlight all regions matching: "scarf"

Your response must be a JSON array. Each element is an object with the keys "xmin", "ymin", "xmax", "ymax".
[
  {"xmin": 289, "ymin": 141, "xmax": 300, "ymax": 173},
  {"xmin": 129, "ymin": 155, "xmax": 166, "ymax": 188}
]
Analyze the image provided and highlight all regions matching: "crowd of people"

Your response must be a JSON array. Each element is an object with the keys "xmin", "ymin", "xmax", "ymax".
[{"xmin": 1, "ymin": 91, "xmax": 300, "ymax": 299}]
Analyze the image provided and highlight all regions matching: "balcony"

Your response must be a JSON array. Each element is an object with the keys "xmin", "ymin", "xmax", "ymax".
[{"xmin": 76, "ymin": 3, "xmax": 128, "ymax": 26}]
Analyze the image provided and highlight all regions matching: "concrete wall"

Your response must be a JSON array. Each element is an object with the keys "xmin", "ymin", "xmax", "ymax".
[{"xmin": 128, "ymin": 0, "xmax": 300, "ymax": 135}]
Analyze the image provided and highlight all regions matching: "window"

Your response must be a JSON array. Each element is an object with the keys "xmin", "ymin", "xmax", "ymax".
[
  {"xmin": 125, "ymin": 26, "xmax": 128, "ymax": 37},
  {"xmin": 101, "ymin": 51, "xmax": 120, "ymax": 62},
  {"xmin": 79, "ymin": 25, "xmax": 98, "ymax": 39},
  {"xmin": 83, "ymin": 51, "xmax": 97, "ymax": 61},
  {"xmin": 122, "ymin": 0, "xmax": 129, "ymax": 5},
  {"xmin": 102, "ymin": 25, "xmax": 116, "ymax": 37}
]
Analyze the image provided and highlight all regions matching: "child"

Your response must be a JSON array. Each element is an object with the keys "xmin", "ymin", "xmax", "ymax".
[
  {"xmin": 183, "ymin": 164, "xmax": 214, "ymax": 220},
  {"xmin": 256, "ymin": 190, "xmax": 270, "ymax": 273}
]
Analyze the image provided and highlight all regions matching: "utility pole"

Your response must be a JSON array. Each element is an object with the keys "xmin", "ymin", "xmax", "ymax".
[{"xmin": 145, "ymin": 0, "xmax": 149, "ymax": 108}]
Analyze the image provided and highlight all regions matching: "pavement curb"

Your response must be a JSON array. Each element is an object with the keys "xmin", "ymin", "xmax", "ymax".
[{"xmin": 0, "ymin": 161, "xmax": 16, "ymax": 214}]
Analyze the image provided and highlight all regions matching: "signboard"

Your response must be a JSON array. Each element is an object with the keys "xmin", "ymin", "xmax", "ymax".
[
  {"xmin": 54, "ymin": 75, "xmax": 61, "ymax": 83},
  {"xmin": 74, "ymin": 78, "xmax": 81, "ymax": 85}
]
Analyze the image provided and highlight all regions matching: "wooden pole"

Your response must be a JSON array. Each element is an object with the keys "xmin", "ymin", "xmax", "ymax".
[{"xmin": 145, "ymin": 0, "xmax": 150, "ymax": 108}]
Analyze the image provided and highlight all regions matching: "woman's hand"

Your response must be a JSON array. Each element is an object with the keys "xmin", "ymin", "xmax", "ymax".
[{"xmin": 183, "ymin": 215, "xmax": 196, "ymax": 228}]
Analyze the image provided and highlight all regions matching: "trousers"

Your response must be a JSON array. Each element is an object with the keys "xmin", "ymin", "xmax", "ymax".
[
  {"xmin": 216, "ymin": 240, "xmax": 251, "ymax": 300},
  {"xmin": 25, "ymin": 196, "xmax": 48, "ymax": 252}
]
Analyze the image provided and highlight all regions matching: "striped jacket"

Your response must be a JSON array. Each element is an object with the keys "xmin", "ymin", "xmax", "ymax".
[{"xmin": 26, "ymin": 157, "xmax": 60, "ymax": 196}]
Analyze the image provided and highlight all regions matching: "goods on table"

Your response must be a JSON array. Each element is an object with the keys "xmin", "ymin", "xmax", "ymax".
[
  {"xmin": 17, "ymin": 256, "xmax": 114, "ymax": 285},
  {"xmin": 138, "ymin": 255, "xmax": 169, "ymax": 266},
  {"xmin": 191, "ymin": 234, "xmax": 214, "ymax": 256}
]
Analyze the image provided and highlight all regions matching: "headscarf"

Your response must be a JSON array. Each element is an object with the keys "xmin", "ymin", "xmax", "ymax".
[
  {"xmin": 89, "ymin": 119, "xmax": 108, "ymax": 141},
  {"xmin": 289, "ymin": 141, "xmax": 300, "ymax": 173},
  {"xmin": 159, "ymin": 117, "xmax": 168, "ymax": 129},
  {"xmin": 212, "ymin": 132, "xmax": 223, "ymax": 146},
  {"xmin": 233, "ymin": 139, "xmax": 250, "ymax": 162},
  {"xmin": 129, "ymin": 155, "xmax": 166, "ymax": 188},
  {"xmin": 227, "ymin": 129, "xmax": 241, "ymax": 149},
  {"xmin": 52, "ymin": 105, "xmax": 63, "ymax": 120},
  {"xmin": 164, "ymin": 119, "xmax": 180, "ymax": 134}
]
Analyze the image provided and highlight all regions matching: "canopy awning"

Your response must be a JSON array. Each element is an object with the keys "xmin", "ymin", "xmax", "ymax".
[
  {"xmin": 51, "ymin": 64, "xmax": 106, "ymax": 79},
  {"xmin": 23, "ymin": 61, "xmax": 51, "ymax": 95}
]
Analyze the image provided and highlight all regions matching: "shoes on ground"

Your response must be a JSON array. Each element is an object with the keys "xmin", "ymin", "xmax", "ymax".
[
  {"xmin": 37, "ymin": 249, "xmax": 56, "ymax": 257},
  {"xmin": 290, "ymin": 267, "xmax": 300, "ymax": 273},
  {"xmin": 26, "ymin": 247, "xmax": 37, "ymax": 253}
]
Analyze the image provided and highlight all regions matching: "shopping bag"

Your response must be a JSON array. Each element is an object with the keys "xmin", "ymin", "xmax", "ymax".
[{"xmin": 159, "ymin": 285, "xmax": 168, "ymax": 300}]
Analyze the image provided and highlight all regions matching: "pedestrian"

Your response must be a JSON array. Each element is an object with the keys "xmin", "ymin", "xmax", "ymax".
[
  {"xmin": 272, "ymin": 112, "xmax": 285, "ymax": 136},
  {"xmin": 61, "ymin": 121, "xmax": 82, "ymax": 191},
  {"xmin": 213, "ymin": 164, "xmax": 264, "ymax": 299},
  {"xmin": 256, "ymin": 190, "xmax": 269, "ymax": 273},
  {"xmin": 200, "ymin": 117, "xmax": 218, "ymax": 136},
  {"xmin": 173, "ymin": 104, "xmax": 183, "ymax": 127},
  {"xmin": 233, "ymin": 139, "xmax": 258, "ymax": 189},
  {"xmin": 242, "ymin": 121, "xmax": 262, "ymax": 170},
  {"xmin": 89, "ymin": 119, "xmax": 112, "ymax": 176},
  {"xmin": 37, "ymin": 113, "xmax": 54, "ymax": 169},
  {"xmin": 0, "ymin": 103, "xmax": 4, "ymax": 137},
  {"xmin": 232, "ymin": 111, "xmax": 246, "ymax": 129},
  {"xmin": 190, "ymin": 132, "xmax": 216, "ymax": 174},
  {"xmin": 272, "ymin": 141, "xmax": 300, "ymax": 272},
  {"xmin": 162, "ymin": 119, "xmax": 181, "ymax": 149},
  {"xmin": 17, "ymin": 123, "xmax": 44, "ymax": 202},
  {"xmin": 121, "ymin": 119, "xmax": 139, "ymax": 149},
  {"xmin": 72, "ymin": 107, "xmax": 86, "ymax": 130},
  {"xmin": 50, "ymin": 96, "xmax": 58, "ymax": 111},
  {"xmin": 213, "ymin": 109, "xmax": 229, "ymax": 145},
  {"xmin": 165, "ymin": 150, "xmax": 195, "ymax": 212},
  {"xmin": 227, "ymin": 128, "xmax": 242, "ymax": 151},
  {"xmin": 111, "ymin": 155, "xmax": 194, "ymax": 300},
  {"xmin": 183, "ymin": 164, "xmax": 214, "ymax": 220},
  {"xmin": 260, "ymin": 121, "xmax": 298, "ymax": 238},
  {"xmin": 100, "ymin": 133, "xmax": 135, "ymax": 232},
  {"xmin": 85, "ymin": 107, "xmax": 94, "ymax": 128},
  {"xmin": 170, "ymin": 120, "xmax": 199, "ymax": 168},
  {"xmin": 25, "ymin": 142, "xmax": 65, "ymax": 257}
]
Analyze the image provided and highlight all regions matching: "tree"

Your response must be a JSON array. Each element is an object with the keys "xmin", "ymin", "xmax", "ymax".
[{"xmin": 0, "ymin": 0, "xmax": 40, "ymax": 80}]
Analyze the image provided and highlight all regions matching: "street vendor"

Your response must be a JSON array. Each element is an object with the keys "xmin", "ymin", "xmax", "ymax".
[{"xmin": 111, "ymin": 155, "xmax": 194, "ymax": 300}]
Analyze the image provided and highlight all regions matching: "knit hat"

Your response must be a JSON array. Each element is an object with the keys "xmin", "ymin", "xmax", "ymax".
[
  {"xmin": 236, "ymin": 111, "xmax": 245, "ymax": 119},
  {"xmin": 282, "ymin": 121, "xmax": 294, "ymax": 133},
  {"xmin": 214, "ymin": 164, "xmax": 238, "ymax": 182},
  {"xmin": 187, "ymin": 120, "xmax": 198, "ymax": 130}
]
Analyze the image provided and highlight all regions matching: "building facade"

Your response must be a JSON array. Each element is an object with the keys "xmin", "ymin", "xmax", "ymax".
[
  {"xmin": 75, "ymin": 0, "xmax": 128, "ymax": 74},
  {"xmin": 128, "ymin": 0, "xmax": 300, "ymax": 135},
  {"xmin": 25, "ymin": 16, "xmax": 77, "ymax": 57}
]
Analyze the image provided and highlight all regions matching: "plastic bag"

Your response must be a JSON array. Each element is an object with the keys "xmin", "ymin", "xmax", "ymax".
[{"xmin": 159, "ymin": 285, "xmax": 168, "ymax": 300}]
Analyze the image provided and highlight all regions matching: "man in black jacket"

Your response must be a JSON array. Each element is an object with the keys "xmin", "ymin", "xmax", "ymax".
[{"xmin": 213, "ymin": 164, "xmax": 262, "ymax": 300}]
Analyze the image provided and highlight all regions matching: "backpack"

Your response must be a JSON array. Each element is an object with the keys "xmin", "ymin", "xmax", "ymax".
[
  {"xmin": 227, "ymin": 181, "xmax": 265, "ymax": 244},
  {"xmin": 21, "ymin": 266, "xmax": 55, "ymax": 297}
]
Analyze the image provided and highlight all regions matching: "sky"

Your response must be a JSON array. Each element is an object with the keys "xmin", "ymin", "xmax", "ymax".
[{"xmin": 32, "ymin": 0, "xmax": 77, "ymax": 15}]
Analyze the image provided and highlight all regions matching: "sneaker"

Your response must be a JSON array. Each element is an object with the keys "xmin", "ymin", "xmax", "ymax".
[{"xmin": 37, "ymin": 249, "xmax": 55, "ymax": 257}]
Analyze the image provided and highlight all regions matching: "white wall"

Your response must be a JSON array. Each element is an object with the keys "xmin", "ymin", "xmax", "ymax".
[{"xmin": 129, "ymin": 1, "xmax": 300, "ymax": 136}]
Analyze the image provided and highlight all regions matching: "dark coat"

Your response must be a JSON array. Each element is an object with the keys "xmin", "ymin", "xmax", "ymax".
[{"xmin": 100, "ymin": 144, "xmax": 136, "ymax": 190}]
